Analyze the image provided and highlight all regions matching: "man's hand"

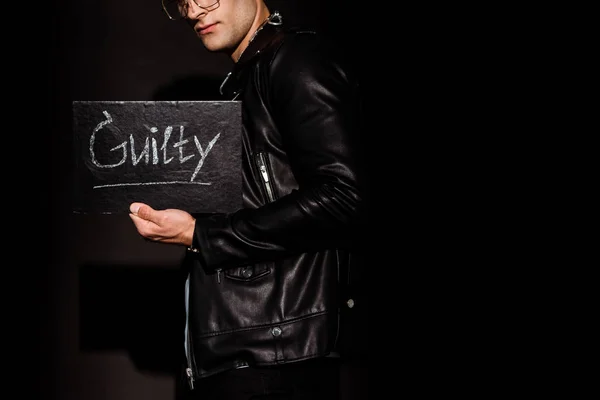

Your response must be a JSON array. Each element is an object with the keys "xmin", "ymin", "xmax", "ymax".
[{"xmin": 128, "ymin": 202, "xmax": 196, "ymax": 246}]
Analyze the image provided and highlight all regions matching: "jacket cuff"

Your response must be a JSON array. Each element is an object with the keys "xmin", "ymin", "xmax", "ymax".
[{"xmin": 186, "ymin": 213, "xmax": 227, "ymax": 274}]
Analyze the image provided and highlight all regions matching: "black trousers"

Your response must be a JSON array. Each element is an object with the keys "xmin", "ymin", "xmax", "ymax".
[{"xmin": 176, "ymin": 358, "xmax": 341, "ymax": 400}]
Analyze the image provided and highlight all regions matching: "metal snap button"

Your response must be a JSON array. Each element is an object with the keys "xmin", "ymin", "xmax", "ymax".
[
  {"xmin": 346, "ymin": 298, "xmax": 355, "ymax": 308},
  {"xmin": 241, "ymin": 267, "xmax": 253, "ymax": 278},
  {"xmin": 271, "ymin": 326, "xmax": 282, "ymax": 336}
]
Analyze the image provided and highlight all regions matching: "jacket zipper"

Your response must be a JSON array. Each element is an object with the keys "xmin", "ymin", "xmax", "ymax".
[
  {"xmin": 186, "ymin": 322, "xmax": 200, "ymax": 389},
  {"xmin": 185, "ymin": 275, "xmax": 195, "ymax": 389},
  {"xmin": 255, "ymin": 152, "xmax": 275, "ymax": 202},
  {"xmin": 185, "ymin": 366, "xmax": 194, "ymax": 390}
]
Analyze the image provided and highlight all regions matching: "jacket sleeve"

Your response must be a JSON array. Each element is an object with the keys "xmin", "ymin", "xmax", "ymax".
[{"xmin": 191, "ymin": 33, "xmax": 367, "ymax": 273}]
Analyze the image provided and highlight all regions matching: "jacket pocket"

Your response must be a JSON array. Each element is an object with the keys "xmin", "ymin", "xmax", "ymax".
[
  {"xmin": 224, "ymin": 263, "xmax": 271, "ymax": 282},
  {"xmin": 254, "ymin": 152, "xmax": 277, "ymax": 203}
]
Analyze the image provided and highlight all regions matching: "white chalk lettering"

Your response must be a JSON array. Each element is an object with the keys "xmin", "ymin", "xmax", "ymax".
[
  {"xmin": 191, "ymin": 132, "xmax": 221, "ymax": 182},
  {"xmin": 90, "ymin": 111, "xmax": 221, "ymax": 186},
  {"xmin": 174, "ymin": 125, "xmax": 195, "ymax": 164}
]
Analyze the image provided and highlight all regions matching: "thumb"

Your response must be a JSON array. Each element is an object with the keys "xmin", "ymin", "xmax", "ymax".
[{"xmin": 130, "ymin": 202, "xmax": 155, "ymax": 220}]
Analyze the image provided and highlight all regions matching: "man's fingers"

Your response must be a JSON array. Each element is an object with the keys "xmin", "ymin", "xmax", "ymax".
[{"xmin": 129, "ymin": 205, "xmax": 159, "ymax": 239}]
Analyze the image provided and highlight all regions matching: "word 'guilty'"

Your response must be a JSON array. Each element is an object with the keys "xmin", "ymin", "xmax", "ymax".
[{"xmin": 90, "ymin": 110, "xmax": 220, "ymax": 182}]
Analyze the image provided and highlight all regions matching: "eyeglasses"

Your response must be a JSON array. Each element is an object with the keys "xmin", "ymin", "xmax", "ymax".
[{"xmin": 161, "ymin": 0, "xmax": 220, "ymax": 20}]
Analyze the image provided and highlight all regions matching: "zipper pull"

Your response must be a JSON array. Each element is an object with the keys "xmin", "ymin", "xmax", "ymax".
[
  {"xmin": 259, "ymin": 164, "xmax": 269, "ymax": 182},
  {"xmin": 256, "ymin": 153, "xmax": 275, "ymax": 202},
  {"xmin": 216, "ymin": 268, "xmax": 222, "ymax": 284},
  {"xmin": 186, "ymin": 367, "xmax": 195, "ymax": 390},
  {"xmin": 219, "ymin": 72, "xmax": 232, "ymax": 96}
]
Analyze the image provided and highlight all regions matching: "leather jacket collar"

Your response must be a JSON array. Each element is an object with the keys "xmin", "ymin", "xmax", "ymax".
[
  {"xmin": 237, "ymin": 13, "xmax": 283, "ymax": 66},
  {"xmin": 220, "ymin": 13, "xmax": 284, "ymax": 98}
]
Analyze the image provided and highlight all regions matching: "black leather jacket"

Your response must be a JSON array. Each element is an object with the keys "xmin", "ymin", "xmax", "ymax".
[{"xmin": 184, "ymin": 16, "xmax": 366, "ymax": 379}]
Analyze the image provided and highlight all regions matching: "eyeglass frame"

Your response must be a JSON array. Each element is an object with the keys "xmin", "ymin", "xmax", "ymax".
[{"xmin": 161, "ymin": 0, "xmax": 220, "ymax": 21}]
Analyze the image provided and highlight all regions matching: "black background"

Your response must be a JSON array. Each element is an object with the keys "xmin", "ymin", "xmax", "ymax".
[{"xmin": 15, "ymin": 1, "xmax": 376, "ymax": 399}]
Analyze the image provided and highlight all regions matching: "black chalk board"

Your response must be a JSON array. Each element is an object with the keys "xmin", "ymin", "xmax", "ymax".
[{"xmin": 72, "ymin": 101, "xmax": 242, "ymax": 214}]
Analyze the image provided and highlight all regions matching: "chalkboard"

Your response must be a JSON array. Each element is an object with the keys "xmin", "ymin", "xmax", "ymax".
[{"xmin": 72, "ymin": 101, "xmax": 242, "ymax": 214}]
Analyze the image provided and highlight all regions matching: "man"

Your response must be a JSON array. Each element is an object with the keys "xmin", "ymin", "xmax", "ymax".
[{"xmin": 129, "ymin": 0, "xmax": 367, "ymax": 398}]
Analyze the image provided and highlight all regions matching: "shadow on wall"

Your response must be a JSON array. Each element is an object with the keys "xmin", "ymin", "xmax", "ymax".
[
  {"xmin": 152, "ymin": 76, "xmax": 226, "ymax": 101},
  {"xmin": 79, "ymin": 264, "xmax": 184, "ymax": 374}
]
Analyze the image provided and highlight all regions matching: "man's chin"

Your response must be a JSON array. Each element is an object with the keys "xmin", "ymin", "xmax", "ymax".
[{"xmin": 199, "ymin": 37, "xmax": 221, "ymax": 52}]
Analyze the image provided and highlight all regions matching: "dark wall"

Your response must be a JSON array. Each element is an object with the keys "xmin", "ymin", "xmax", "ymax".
[{"xmin": 34, "ymin": 1, "xmax": 367, "ymax": 400}]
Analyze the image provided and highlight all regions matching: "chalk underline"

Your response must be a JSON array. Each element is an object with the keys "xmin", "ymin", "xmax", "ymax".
[{"xmin": 93, "ymin": 181, "xmax": 212, "ymax": 189}]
